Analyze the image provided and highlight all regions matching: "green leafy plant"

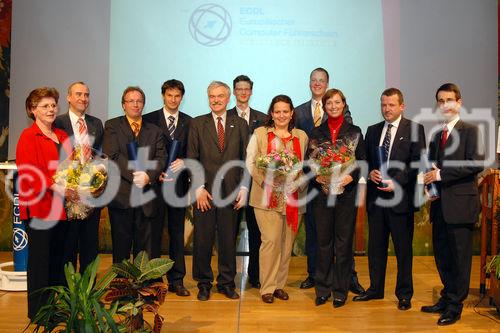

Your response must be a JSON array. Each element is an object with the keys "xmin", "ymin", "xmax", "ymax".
[
  {"xmin": 486, "ymin": 254, "xmax": 500, "ymax": 280},
  {"xmin": 32, "ymin": 256, "xmax": 120, "ymax": 332},
  {"xmin": 104, "ymin": 251, "xmax": 173, "ymax": 333}
]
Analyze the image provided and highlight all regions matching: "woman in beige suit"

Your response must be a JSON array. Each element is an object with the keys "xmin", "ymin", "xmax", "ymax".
[{"xmin": 246, "ymin": 95, "xmax": 308, "ymax": 303}]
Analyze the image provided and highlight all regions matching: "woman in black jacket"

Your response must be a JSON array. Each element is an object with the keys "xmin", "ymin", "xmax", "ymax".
[{"xmin": 307, "ymin": 88, "xmax": 366, "ymax": 308}]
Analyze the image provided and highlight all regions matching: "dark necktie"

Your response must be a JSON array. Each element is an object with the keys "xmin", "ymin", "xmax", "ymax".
[
  {"xmin": 217, "ymin": 116, "xmax": 224, "ymax": 152},
  {"xmin": 167, "ymin": 115, "xmax": 175, "ymax": 139},
  {"xmin": 382, "ymin": 123, "xmax": 393, "ymax": 161}
]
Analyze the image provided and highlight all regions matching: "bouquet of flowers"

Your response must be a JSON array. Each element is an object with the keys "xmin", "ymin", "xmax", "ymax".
[
  {"xmin": 256, "ymin": 149, "xmax": 302, "ymax": 206},
  {"xmin": 256, "ymin": 148, "xmax": 301, "ymax": 186},
  {"xmin": 309, "ymin": 135, "xmax": 359, "ymax": 195},
  {"xmin": 53, "ymin": 145, "xmax": 108, "ymax": 219}
]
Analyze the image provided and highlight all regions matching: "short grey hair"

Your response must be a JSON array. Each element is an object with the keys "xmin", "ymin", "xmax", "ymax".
[{"xmin": 207, "ymin": 81, "xmax": 230, "ymax": 96}]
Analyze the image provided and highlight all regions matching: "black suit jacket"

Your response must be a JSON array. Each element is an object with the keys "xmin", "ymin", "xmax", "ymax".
[
  {"xmin": 187, "ymin": 112, "xmax": 249, "ymax": 196},
  {"xmin": 429, "ymin": 120, "xmax": 483, "ymax": 224},
  {"xmin": 307, "ymin": 120, "xmax": 366, "ymax": 198},
  {"xmin": 294, "ymin": 100, "xmax": 328, "ymax": 136},
  {"xmin": 227, "ymin": 107, "xmax": 266, "ymax": 134},
  {"xmin": 53, "ymin": 112, "xmax": 104, "ymax": 150},
  {"xmin": 102, "ymin": 116, "xmax": 166, "ymax": 216},
  {"xmin": 143, "ymin": 109, "xmax": 192, "ymax": 197},
  {"xmin": 365, "ymin": 117, "xmax": 425, "ymax": 214}
]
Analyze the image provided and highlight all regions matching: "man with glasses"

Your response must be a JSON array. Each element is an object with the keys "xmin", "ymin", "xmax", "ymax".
[
  {"xmin": 294, "ymin": 68, "xmax": 363, "ymax": 294},
  {"xmin": 54, "ymin": 81, "xmax": 104, "ymax": 273},
  {"xmin": 228, "ymin": 75, "xmax": 266, "ymax": 289},
  {"xmin": 103, "ymin": 86, "xmax": 166, "ymax": 263}
]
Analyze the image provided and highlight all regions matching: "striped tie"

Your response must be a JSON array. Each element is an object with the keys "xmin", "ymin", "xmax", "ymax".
[
  {"xmin": 382, "ymin": 123, "xmax": 393, "ymax": 161},
  {"xmin": 131, "ymin": 121, "xmax": 140, "ymax": 137},
  {"xmin": 167, "ymin": 115, "xmax": 175, "ymax": 139},
  {"xmin": 313, "ymin": 101, "xmax": 322, "ymax": 127},
  {"xmin": 217, "ymin": 116, "xmax": 224, "ymax": 152},
  {"xmin": 77, "ymin": 117, "xmax": 92, "ymax": 161}
]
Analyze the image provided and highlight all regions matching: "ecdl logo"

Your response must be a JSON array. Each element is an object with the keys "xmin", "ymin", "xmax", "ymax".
[
  {"xmin": 189, "ymin": 3, "xmax": 232, "ymax": 47},
  {"xmin": 13, "ymin": 228, "xmax": 28, "ymax": 251}
]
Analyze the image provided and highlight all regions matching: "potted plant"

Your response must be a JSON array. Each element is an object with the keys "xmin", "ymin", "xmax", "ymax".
[
  {"xmin": 104, "ymin": 251, "xmax": 173, "ymax": 333},
  {"xmin": 32, "ymin": 256, "xmax": 120, "ymax": 332},
  {"xmin": 486, "ymin": 253, "xmax": 500, "ymax": 312}
]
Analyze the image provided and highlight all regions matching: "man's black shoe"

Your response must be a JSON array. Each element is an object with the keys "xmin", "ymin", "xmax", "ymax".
[
  {"xmin": 217, "ymin": 285, "xmax": 240, "ymax": 299},
  {"xmin": 437, "ymin": 310, "xmax": 461, "ymax": 326},
  {"xmin": 168, "ymin": 284, "xmax": 191, "ymax": 297},
  {"xmin": 349, "ymin": 275, "xmax": 365, "ymax": 295},
  {"xmin": 300, "ymin": 277, "xmax": 315, "ymax": 289},
  {"xmin": 398, "ymin": 298, "xmax": 411, "ymax": 310},
  {"xmin": 197, "ymin": 286, "xmax": 211, "ymax": 301},
  {"xmin": 352, "ymin": 292, "xmax": 383, "ymax": 302},
  {"xmin": 421, "ymin": 301, "xmax": 447, "ymax": 313}
]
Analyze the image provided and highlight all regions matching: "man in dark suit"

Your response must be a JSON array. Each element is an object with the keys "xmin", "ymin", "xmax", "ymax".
[
  {"xmin": 143, "ymin": 79, "xmax": 191, "ymax": 296},
  {"xmin": 422, "ymin": 83, "xmax": 483, "ymax": 325},
  {"xmin": 354, "ymin": 88, "xmax": 425, "ymax": 311},
  {"xmin": 227, "ymin": 74, "xmax": 266, "ymax": 289},
  {"xmin": 294, "ymin": 68, "xmax": 363, "ymax": 293},
  {"xmin": 102, "ymin": 86, "xmax": 166, "ymax": 263},
  {"xmin": 53, "ymin": 81, "xmax": 104, "ymax": 273},
  {"xmin": 187, "ymin": 81, "xmax": 249, "ymax": 301}
]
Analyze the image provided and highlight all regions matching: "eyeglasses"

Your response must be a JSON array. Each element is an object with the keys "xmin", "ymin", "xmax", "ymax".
[
  {"xmin": 124, "ymin": 100, "xmax": 144, "ymax": 105},
  {"xmin": 36, "ymin": 103, "xmax": 57, "ymax": 110}
]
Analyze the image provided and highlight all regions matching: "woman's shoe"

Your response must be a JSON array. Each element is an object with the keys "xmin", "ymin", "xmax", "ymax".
[
  {"xmin": 262, "ymin": 293, "xmax": 274, "ymax": 303},
  {"xmin": 273, "ymin": 289, "xmax": 289, "ymax": 300},
  {"xmin": 333, "ymin": 298, "xmax": 346, "ymax": 308},
  {"xmin": 315, "ymin": 295, "xmax": 330, "ymax": 306}
]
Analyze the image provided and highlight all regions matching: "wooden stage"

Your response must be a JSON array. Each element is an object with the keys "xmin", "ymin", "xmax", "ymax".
[{"xmin": 0, "ymin": 253, "xmax": 498, "ymax": 332}]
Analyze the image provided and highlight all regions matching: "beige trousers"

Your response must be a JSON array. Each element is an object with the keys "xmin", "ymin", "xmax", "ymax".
[{"xmin": 254, "ymin": 208, "xmax": 299, "ymax": 295}]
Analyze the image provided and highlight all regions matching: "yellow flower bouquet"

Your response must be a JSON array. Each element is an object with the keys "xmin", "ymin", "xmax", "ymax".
[{"xmin": 53, "ymin": 145, "xmax": 108, "ymax": 219}]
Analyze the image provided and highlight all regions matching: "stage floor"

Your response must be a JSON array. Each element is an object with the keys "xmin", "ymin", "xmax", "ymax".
[{"xmin": 0, "ymin": 253, "xmax": 498, "ymax": 332}]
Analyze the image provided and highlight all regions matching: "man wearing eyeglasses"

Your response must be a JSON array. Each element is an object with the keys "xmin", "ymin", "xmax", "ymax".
[
  {"xmin": 54, "ymin": 81, "xmax": 104, "ymax": 274},
  {"xmin": 294, "ymin": 68, "xmax": 363, "ymax": 294},
  {"xmin": 102, "ymin": 86, "xmax": 166, "ymax": 263},
  {"xmin": 227, "ymin": 75, "xmax": 266, "ymax": 290}
]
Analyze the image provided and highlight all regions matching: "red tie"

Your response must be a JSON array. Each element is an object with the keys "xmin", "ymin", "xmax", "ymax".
[
  {"xmin": 77, "ymin": 117, "xmax": 91, "ymax": 161},
  {"xmin": 440, "ymin": 125, "xmax": 448, "ymax": 149},
  {"xmin": 217, "ymin": 116, "xmax": 224, "ymax": 152}
]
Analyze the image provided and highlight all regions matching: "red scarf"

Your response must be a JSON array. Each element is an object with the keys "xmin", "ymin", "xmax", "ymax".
[
  {"xmin": 266, "ymin": 131, "xmax": 302, "ymax": 233},
  {"xmin": 328, "ymin": 115, "xmax": 344, "ymax": 142}
]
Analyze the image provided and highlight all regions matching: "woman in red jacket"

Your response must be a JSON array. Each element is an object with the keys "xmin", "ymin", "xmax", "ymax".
[{"xmin": 16, "ymin": 87, "xmax": 72, "ymax": 320}]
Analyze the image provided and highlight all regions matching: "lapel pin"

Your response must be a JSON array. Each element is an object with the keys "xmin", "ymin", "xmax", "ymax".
[
  {"xmin": 399, "ymin": 137, "xmax": 403, "ymax": 140},
  {"xmin": 230, "ymin": 124, "xmax": 235, "ymax": 128}
]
